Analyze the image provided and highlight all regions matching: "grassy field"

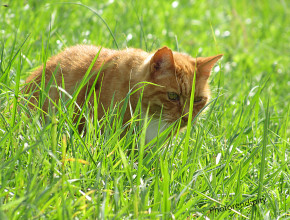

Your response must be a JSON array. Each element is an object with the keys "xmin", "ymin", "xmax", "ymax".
[{"xmin": 0, "ymin": 0, "xmax": 289, "ymax": 219}]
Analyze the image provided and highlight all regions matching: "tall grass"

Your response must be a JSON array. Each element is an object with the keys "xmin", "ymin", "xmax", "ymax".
[{"xmin": 0, "ymin": 0, "xmax": 289, "ymax": 219}]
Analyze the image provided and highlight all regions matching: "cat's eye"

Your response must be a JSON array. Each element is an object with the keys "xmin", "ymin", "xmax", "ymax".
[
  {"xmin": 168, "ymin": 92, "xmax": 180, "ymax": 101},
  {"xmin": 194, "ymin": 97, "xmax": 203, "ymax": 103}
]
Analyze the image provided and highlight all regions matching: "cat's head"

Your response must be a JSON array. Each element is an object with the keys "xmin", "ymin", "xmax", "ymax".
[{"xmin": 142, "ymin": 46, "xmax": 222, "ymax": 128}]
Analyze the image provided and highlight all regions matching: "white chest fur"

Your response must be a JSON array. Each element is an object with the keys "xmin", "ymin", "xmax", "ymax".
[{"xmin": 143, "ymin": 117, "xmax": 170, "ymax": 144}]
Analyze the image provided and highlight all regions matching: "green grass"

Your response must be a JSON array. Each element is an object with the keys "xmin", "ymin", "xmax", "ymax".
[{"xmin": 1, "ymin": 0, "xmax": 289, "ymax": 219}]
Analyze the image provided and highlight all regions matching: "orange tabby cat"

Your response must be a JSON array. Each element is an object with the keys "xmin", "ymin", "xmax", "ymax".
[{"xmin": 25, "ymin": 45, "xmax": 222, "ymax": 143}]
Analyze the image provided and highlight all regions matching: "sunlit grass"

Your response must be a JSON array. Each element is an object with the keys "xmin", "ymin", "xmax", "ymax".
[{"xmin": 0, "ymin": 0, "xmax": 289, "ymax": 219}]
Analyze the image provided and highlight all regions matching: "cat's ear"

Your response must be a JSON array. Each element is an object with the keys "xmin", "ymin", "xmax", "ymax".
[
  {"xmin": 150, "ymin": 46, "xmax": 175, "ymax": 79},
  {"xmin": 196, "ymin": 54, "xmax": 223, "ymax": 78}
]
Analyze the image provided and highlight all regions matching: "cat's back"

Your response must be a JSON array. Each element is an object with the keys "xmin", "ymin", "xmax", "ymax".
[
  {"xmin": 50, "ymin": 45, "xmax": 115, "ymax": 71},
  {"xmin": 26, "ymin": 45, "xmax": 116, "ymax": 83}
]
